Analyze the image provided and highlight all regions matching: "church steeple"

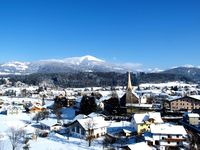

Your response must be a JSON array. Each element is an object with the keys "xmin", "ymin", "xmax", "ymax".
[{"xmin": 127, "ymin": 72, "xmax": 132, "ymax": 91}]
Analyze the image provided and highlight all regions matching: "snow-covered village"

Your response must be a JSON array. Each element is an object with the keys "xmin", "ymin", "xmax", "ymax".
[
  {"xmin": 1, "ymin": 0, "xmax": 200, "ymax": 150},
  {"xmin": 0, "ymin": 70, "xmax": 200, "ymax": 150}
]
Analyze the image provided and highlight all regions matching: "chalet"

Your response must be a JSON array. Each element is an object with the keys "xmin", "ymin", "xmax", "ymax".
[
  {"xmin": 145, "ymin": 124, "xmax": 187, "ymax": 149},
  {"xmin": 29, "ymin": 103, "xmax": 46, "ymax": 113},
  {"xmin": 164, "ymin": 95, "xmax": 200, "ymax": 111},
  {"xmin": 68, "ymin": 116, "xmax": 108, "ymax": 139},
  {"xmin": 132, "ymin": 112, "xmax": 163, "ymax": 134}
]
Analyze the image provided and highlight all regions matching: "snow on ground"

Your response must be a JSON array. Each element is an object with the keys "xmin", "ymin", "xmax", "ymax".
[
  {"xmin": 139, "ymin": 82, "xmax": 198, "ymax": 88},
  {"xmin": 0, "ymin": 113, "xmax": 104, "ymax": 150},
  {"xmin": 0, "ymin": 96, "xmax": 41, "ymax": 103},
  {"xmin": 0, "ymin": 96, "xmax": 54, "ymax": 107},
  {"xmin": 107, "ymin": 121, "xmax": 134, "ymax": 133},
  {"xmin": 30, "ymin": 133, "xmax": 103, "ymax": 150}
]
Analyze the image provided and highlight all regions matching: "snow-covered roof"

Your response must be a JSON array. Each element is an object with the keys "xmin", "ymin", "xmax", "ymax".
[
  {"xmin": 166, "ymin": 96, "xmax": 182, "ymax": 101},
  {"xmin": 187, "ymin": 113, "xmax": 200, "ymax": 118},
  {"xmin": 150, "ymin": 124, "xmax": 187, "ymax": 135},
  {"xmin": 127, "ymin": 142, "xmax": 152, "ymax": 150},
  {"xmin": 133, "ymin": 112, "xmax": 163, "ymax": 124},
  {"xmin": 189, "ymin": 95, "xmax": 200, "ymax": 100},
  {"xmin": 40, "ymin": 118, "xmax": 60, "ymax": 127},
  {"xmin": 88, "ymin": 112, "xmax": 106, "ymax": 118},
  {"xmin": 167, "ymin": 95, "xmax": 200, "ymax": 101},
  {"xmin": 73, "ymin": 114, "xmax": 88, "ymax": 122},
  {"xmin": 77, "ymin": 116, "xmax": 108, "ymax": 130},
  {"xmin": 148, "ymin": 112, "xmax": 163, "ymax": 123}
]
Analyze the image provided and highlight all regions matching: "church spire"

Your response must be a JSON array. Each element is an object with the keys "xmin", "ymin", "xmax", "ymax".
[{"xmin": 127, "ymin": 72, "xmax": 132, "ymax": 91}]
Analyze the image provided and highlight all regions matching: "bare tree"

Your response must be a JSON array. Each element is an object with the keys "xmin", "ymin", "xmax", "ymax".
[
  {"xmin": 7, "ymin": 127, "xmax": 25, "ymax": 150},
  {"xmin": 85, "ymin": 119, "xmax": 95, "ymax": 147}
]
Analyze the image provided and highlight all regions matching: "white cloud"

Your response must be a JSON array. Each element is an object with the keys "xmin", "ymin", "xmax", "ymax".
[
  {"xmin": 147, "ymin": 68, "xmax": 164, "ymax": 73},
  {"xmin": 120, "ymin": 62, "xmax": 143, "ymax": 71}
]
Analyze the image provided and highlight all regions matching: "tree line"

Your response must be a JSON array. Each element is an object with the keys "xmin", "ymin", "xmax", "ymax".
[{"xmin": 1, "ymin": 72, "xmax": 193, "ymax": 88}]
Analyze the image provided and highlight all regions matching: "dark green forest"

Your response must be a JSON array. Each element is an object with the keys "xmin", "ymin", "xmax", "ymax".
[{"xmin": 0, "ymin": 72, "xmax": 193, "ymax": 88}]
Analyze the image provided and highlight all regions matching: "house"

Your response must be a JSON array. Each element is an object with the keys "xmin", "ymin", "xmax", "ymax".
[
  {"xmin": 7, "ymin": 105, "xmax": 23, "ymax": 115},
  {"xmin": 29, "ymin": 103, "xmax": 46, "ymax": 113},
  {"xmin": 54, "ymin": 95, "xmax": 76, "ymax": 107},
  {"xmin": 145, "ymin": 124, "xmax": 187, "ymax": 150},
  {"xmin": 164, "ymin": 95, "xmax": 200, "ymax": 111},
  {"xmin": 183, "ymin": 112, "xmax": 199, "ymax": 126},
  {"xmin": 40, "ymin": 118, "xmax": 63, "ymax": 131},
  {"xmin": 132, "ymin": 112, "xmax": 163, "ymax": 134},
  {"xmin": 68, "ymin": 116, "xmax": 108, "ymax": 139}
]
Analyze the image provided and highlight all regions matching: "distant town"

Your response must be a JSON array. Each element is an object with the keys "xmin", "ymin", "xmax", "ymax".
[{"xmin": 0, "ymin": 70, "xmax": 199, "ymax": 150}]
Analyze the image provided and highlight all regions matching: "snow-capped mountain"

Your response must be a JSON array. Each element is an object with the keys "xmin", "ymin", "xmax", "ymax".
[
  {"xmin": 0, "ymin": 61, "xmax": 30, "ymax": 75},
  {"xmin": 0, "ymin": 55, "xmax": 134, "ymax": 75}
]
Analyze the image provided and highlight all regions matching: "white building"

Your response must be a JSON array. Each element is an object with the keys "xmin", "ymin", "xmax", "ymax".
[
  {"xmin": 68, "ymin": 116, "xmax": 108, "ymax": 139},
  {"xmin": 7, "ymin": 105, "xmax": 23, "ymax": 115},
  {"xmin": 145, "ymin": 124, "xmax": 187, "ymax": 150}
]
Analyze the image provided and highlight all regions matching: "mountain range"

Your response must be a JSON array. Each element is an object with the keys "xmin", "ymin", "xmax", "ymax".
[
  {"xmin": 0, "ymin": 55, "xmax": 200, "ymax": 83},
  {"xmin": 0, "ymin": 55, "xmax": 136, "ymax": 75}
]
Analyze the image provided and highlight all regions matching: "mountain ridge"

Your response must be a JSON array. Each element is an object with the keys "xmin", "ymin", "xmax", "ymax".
[{"xmin": 0, "ymin": 55, "xmax": 139, "ymax": 75}]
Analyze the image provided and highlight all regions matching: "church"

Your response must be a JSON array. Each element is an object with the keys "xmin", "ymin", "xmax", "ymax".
[{"xmin": 120, "ymin": 72, "xmax": 139, "ymax": 113}]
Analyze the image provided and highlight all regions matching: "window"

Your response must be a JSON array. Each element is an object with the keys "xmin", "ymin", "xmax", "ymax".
[
  {"xmin": 81, "ymin": 129, "xmax": 85, "ymax": 135},
  {"xmin": 77, "ymin": 126, "xmax": 80, "ymax": 133},
  {"xmin": 72, "ymin": 127, "xmax": 75, "ymax": 132},
  {"xmin": 155, "ymin": 140, "xmax": 160, "ymax": 145},
  {"xmin": 168, "ymin": 135, "xmax": 172, "ymax": 138}
]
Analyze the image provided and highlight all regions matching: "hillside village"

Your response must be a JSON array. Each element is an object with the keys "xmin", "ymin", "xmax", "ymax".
[{"xmin": 0, "ymin": 73, "xmax": 200, "ymax": 150}]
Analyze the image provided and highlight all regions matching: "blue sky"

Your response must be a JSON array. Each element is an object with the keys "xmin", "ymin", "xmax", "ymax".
[{"xmin": 0, "ymin": 0, "xmax": 200, "ymax": 69}]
